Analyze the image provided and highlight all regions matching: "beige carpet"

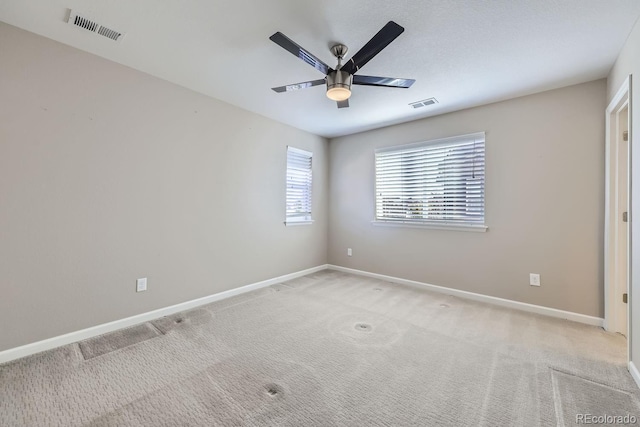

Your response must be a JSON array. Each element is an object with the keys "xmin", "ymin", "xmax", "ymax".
[{"xmin": 1, "ymin": 270, "xmax": 638, "ymax": 426}]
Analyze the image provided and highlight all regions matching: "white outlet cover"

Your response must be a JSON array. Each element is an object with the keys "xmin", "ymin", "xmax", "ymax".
[
  {"xmin": 136, "ymin": 278, "xmax": 147, "ymax": 292},
  {"xmin": 347, "ymin": 248, "xmax": 352, "ymax": 256},
  {"xmin": 529, "ymin": 273, "xmax": 540, "ymax": 287}
]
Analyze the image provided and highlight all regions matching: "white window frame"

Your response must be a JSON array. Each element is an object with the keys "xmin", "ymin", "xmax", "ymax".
[
  {"xmin": 285, "ymin": 146, "xmax": 313, "ymax": 226},
  {"xmin": 372, "ymin": 132, "xmax": 487, "ymax": 232}
]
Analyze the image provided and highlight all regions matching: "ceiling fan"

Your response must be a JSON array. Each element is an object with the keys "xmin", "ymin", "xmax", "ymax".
[{"xmin": 269, "ymin": 21, "xmax": 415, "ymax": 108}]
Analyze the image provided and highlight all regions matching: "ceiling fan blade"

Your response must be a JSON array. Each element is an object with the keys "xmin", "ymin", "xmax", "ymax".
[
  {"xmin": 269, "ymin": 32, "xmax": 332, "ymax": 75},
  {"xmin": 337, "ymin": 99, "xmax": 349, "ymax": 108},
  {"xmin": 353, "ymin": 75, "xmax": 415, "ymax": 88},
  {"xmin": 341, "ymin": 21, "xmax": 404, "ymax": 75},
  {"xmin": 272, "ymin": 79, "xmax": 326, "ymax": 93}
]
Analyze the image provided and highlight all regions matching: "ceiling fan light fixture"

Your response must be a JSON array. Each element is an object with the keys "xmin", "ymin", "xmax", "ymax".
[
  {"xmin": 326, "ymin": 87, "xmax": 351, "ymax": 101},
  {"xmin": 326, "ymin": 70, "xmax": 352, "ymax": 101}
]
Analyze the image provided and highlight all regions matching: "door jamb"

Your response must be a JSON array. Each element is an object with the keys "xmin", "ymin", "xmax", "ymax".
[{"xmin": 604, "ymin": 75, "xmax": 632, "ymax": 363}]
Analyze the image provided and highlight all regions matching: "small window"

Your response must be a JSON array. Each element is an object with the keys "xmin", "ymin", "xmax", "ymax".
[
  {"xmin": 285, "ymin": 146, "xmax": 313, "ymax": 225},
  {"xmin": 374, "ymin": 132, "xmax": 486, "ymax": 230}
]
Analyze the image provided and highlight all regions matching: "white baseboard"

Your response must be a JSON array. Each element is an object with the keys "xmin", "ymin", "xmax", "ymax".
[
  {"xmin": 630, "ymin": 361, "xmax": 640, "ymax": 390},
  {"xmin": 0, "ymin": 264, "xmax": 328, "ymax": 364},
  {"xmin": 328, "ymin": 265, "xmax": 604, "ymax": 327},
  {"xmin": 1, "ymin": 263, "xmax": 606, "ymax": 365}
]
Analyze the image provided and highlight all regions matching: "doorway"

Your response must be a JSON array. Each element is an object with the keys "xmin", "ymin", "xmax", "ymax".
[{"xmin": 605, "ymin": 76, "xmax": 631, "ymax": 345}]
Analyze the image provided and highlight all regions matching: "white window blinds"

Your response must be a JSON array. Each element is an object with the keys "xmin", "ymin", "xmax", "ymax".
[
  {"xmin": 286, "ymin": 146, "xmax": 313, "ymax": 223},
  {"xmin": 375, "ymin": 132, "xmax": 485, "ymax": 227}
]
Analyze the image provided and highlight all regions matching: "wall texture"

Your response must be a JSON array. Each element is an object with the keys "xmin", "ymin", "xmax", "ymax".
[
  {"xmin": 0, "ymin": 23, "xmax": 329, "ymax": 352},
  {"xmin": 607, "ymin": 17, "xmax": 640, "ymax": 372},
  {"xmin": 329, "ymin": 80, "xmax": 606, "ymax": 317}
]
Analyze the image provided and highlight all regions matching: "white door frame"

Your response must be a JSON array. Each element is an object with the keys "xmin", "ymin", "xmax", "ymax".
[{"xmin": 604, "ymin": 75, "xmax": 631, "ymax": 351}]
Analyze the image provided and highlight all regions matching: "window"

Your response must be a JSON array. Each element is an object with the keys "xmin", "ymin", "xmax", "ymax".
[
  {"xmin": 374, "ymin": 132, "xmax": 486, "ymax": 231},
  {"xmin": 285, "ymin": 146, "xmax": 313, "ymax": 225}
]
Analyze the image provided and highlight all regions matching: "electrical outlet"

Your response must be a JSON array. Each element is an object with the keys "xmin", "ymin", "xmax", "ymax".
[
  {"xmin": 136, "ymin": 278, "xmax": 147, "ymax": 292},
  {"xmin": 347, "ymin": 248, "xmax": 352, "ymax": 257},
  {"xmin": 529, "ymin": 273, "xmax": 540, "ymax": 287}
]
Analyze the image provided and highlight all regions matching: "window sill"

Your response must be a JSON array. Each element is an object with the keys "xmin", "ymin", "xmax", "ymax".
[
  {"xmin": 284, "ymin": 219, "xmax": 314, "ymax": 226},
  {"xmin": 371, "ymin": 220, "xmax": 488, "ymax": 233}
]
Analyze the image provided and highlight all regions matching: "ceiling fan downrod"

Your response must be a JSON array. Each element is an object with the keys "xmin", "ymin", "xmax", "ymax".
[{"xmin": 327, "ymin": 44, "xmax": 352, "ymax": 101}]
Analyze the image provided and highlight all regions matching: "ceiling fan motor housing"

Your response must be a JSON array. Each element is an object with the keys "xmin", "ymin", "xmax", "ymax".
[{"xmin": 326, "ymin": 70, "xmax": 353, "ymax": 101}]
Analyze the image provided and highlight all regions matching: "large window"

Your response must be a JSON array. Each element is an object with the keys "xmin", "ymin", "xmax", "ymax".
[
  {"xmin": 374, "ymin": 132, "xmax": 486, "ymax": 230},
  {"xmin": 285, "ymin": 146, "xmax": 313, "ymax": 225}
]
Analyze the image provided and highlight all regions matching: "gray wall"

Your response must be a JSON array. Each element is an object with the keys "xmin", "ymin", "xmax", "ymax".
[
  {"xmin": 607, "ymin": 17, "xmax": 640, "ymax": 371},
  {"xmin": 328, "ymin": 80, "xmax": 606, "ymax": 317},
  {"xmin": 0, "ymin": 19, "xmax": 612, "ymax": 354},
  {"xmin": 0, "ymin": 23, "xmax": 329, "ymax": 352}
]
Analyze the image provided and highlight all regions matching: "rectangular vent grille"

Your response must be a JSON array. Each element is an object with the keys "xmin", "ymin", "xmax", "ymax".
[
  {"xmin": 409, "ymin": 98, "xmax": 438, "ymax": 109},
  {"xmin": 97, "ymin": 26, "xmax": 122, "ymax": 41},
  {"xmin": 73, "ymin": 15, "xmax": 98, "ymax": 32},
  {"xmin": 67, "ymin": 10, "xmax": 125, "ymax": 42}
]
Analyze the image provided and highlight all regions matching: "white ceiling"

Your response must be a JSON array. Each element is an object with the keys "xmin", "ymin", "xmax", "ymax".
[{"xmin": 2, "ymin": 1, "xmax": 640, "ymax": 138}]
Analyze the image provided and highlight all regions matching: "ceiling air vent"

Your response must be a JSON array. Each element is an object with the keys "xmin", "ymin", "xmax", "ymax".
[
  {"xmin": 409, "ymin": 98, "xmax": 438, "ymax": 109},
  {"xmin": 67, "ymin": 10, "xmax": 125, "ymax": 42}
]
